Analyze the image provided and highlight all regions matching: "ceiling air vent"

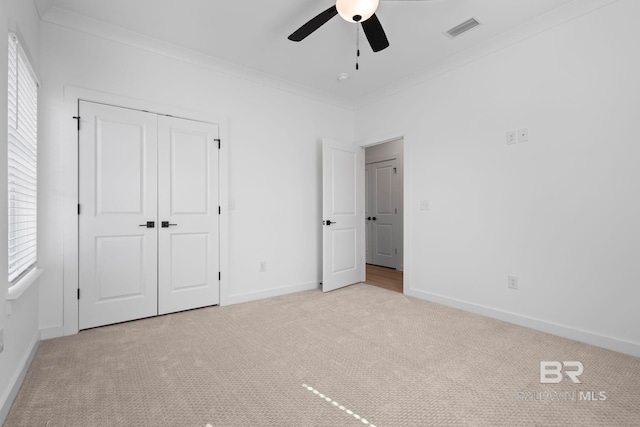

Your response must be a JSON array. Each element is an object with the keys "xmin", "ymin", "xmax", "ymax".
[{"xmin": 445, "ymin": 17, "xmax": 481, "ymax": 39}]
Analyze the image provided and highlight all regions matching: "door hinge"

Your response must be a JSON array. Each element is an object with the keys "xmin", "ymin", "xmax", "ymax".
[
  {"xmin": 77, "ymin": 204, "xmax": 81, "ymax": 215},
  {"xmin": 395, "ymin": 248, "xmax": 398, "ymax": 255},
  {"xmin": 218, "ymin": 272, "xmax": 221, "ymax": 281},
  {"xmin": 77, "ymin": 289, "xmax": 80, "ymax": 300},
  {"xmin": 218, "ymin": 206, "xmax": 221, "ymax": 215},
  {"xmin": 393, "ymin": 167, "xmax": 397, "ymax": 174},
  {"xmin": 215, "ymin": 138, "xmax": 221, "ymax": 149},
  {"xmin": 73, "ymin": 116, "xmax": 80, "ymax": 130}
]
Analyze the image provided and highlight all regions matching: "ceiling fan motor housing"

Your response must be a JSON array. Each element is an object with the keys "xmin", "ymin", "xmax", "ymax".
[{"xmin": 336, "ymin": 0, "xmax": 380, "ymax": 23}]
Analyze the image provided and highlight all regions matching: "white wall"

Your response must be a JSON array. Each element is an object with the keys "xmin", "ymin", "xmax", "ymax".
[
  {"xmin": 356, "ymin": 0, "xmax": 640, "ymax": 355},
  {"xmin": 37, "ymin": 19, "xmax": 354, "ymax": 335},
  {"xmin": 0, "ymin": 0, "xmax": 42, "ymax": 421}
]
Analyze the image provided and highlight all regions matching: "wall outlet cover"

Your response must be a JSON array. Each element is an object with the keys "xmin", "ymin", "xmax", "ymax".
[{"xmin": 518, "ymin": 128, "xmax": 529, "ymax": 143}]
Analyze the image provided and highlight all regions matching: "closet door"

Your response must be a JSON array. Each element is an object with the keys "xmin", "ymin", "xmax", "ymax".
[
  {"xmin": 157, "ymin": 116, "xmax": 220, "ymax": 314},
  {"xmin": 79, "ymin": 101, "xmax": 159, "ymax": 330}
]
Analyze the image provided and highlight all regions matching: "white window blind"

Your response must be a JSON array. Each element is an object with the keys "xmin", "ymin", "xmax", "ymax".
[{"xmin": 7, "ymin": 33, "xmax": 38, "ymax": 283}]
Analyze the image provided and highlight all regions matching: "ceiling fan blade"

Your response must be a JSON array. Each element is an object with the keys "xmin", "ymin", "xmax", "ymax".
[
  {"xmin": 288, "ymin": 6, "xmax": 338, "ymax": 42},
  {"xmin": 361, "ymin": 14, "xmax": 389, "ymax": 52}
]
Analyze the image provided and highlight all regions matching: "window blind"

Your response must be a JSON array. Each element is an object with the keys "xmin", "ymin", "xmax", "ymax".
[{"xmin": 7, "ymin": 33, "xmax": 38, "ymax": 283}]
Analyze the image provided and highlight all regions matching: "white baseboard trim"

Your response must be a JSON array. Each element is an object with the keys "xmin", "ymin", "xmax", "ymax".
[
  {"xmin": 406, "ymin": 288, "xmax": 640, "ymax": 357},
  {"xmin": 225, "ymin": 281, "xmax": 320, "ymax": 306},
  {"xmin": 0, "ymin": 331, "xmax": 40, "ymax": 425},
  {"xmin": 40, "ymin": 325, "xmax": 64, "ymax": 340}
]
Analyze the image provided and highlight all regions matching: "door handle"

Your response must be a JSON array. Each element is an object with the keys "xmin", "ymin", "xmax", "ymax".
[
  {"xmin": 323, "ymin": 220, "xmax": 337, "ymax": 226},
  {"xmin": 161, "ymin": 221, "xmax": 178, "ymax": 228},
  {"xmin": 367, "ymin": 217, "xmax": 372, "ymax": 221},
  {"xmin": 372, "ymin": 217, "xmax": 377, "ymax": 221},
  {"xmin": 139, "ymin": 221, "xmax": 155, "ymax": 228}
]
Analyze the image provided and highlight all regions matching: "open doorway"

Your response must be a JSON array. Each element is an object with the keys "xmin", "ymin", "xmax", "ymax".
[{"xmin": 364, "ymin": 138, "xmax": 404, "ymax": 293}]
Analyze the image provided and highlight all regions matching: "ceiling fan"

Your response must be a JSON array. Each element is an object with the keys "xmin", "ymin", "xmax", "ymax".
[{"xmin": 288, "ymin": 0, "xmax": 436, "ymax": 53}]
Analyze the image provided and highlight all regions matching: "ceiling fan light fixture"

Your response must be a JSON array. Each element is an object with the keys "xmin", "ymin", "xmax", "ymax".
[{"xmin": 336, "ymin": 0, "xmax": 380, "ymax": 23}]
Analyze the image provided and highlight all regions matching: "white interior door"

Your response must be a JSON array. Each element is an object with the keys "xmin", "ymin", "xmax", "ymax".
[
  {"xmin": 322, "ymin": 139, "xmax": 364, "ymax": 292},
  {"xmin": 157, "ymin": 116, "xmax": 220, "ymax": 314},
  {"xmin": 371, "ymin": 159, "xmax": 400, "ymax": 269},
  {"xmin": 365, "ymin": 164, "xmax": 373, "ymax": 264},
  {"xmin": 79, "ymin": 101, "xmax": 159, "ymax": 330}
]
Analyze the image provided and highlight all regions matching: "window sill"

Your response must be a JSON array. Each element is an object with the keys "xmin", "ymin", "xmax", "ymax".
[{"xmin": 6, "ymin": 268, "xmax": 43, "ymax": 301}]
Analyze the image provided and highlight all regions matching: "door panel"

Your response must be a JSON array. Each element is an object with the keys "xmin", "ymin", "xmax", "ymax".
[
  {"xmin": 95, "ymin": 236, "xmax": 145, "ymax": 300},
  {"xmin": 374, "ymin": 224, "xmax": 393, "ymax": 257},
  {"xmin": 322, "ymin": 139, "xmax": 363, "ymax": 292},
  {"xmin": 79, "ymin": 101, "xmax": 158, "ymax": 330},
  {"xmin": 158, "ymin": 116, "xmax": 219, "ymax": 314},
  {"xmin": 96, "ymin": 120, "xmax": 145, "ymax": 214},
  {"xmin": 332, "ymin": 229, "xmax": 357, "ymax": 273},
  {"xmin": 170, "ymin": 131, "xmax": 209, "ymax": 214},
  {"xmin": 169, "ymin": 233, "xmax": 209, "ymax": 291}
]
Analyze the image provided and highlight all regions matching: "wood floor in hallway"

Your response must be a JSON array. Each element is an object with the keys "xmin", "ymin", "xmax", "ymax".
[{"xmin": 364, "ymin": 264, "xmax": 403, "ymax": 293}]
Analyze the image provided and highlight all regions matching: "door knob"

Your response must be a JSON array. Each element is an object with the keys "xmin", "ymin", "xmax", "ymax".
[
  {"xmin": 323, "ymin": 220, "xmax": 337, "ymax": 226},
  {"xmin": 161, "ymin": 221, "xmax": 178, "ymax": 228},
  {"xmin": 139, "ymin": 221, "xmax": 155, "ymax": 228},
  {"xmin": 372, "ymin": 217, "xmax": 377, "ymax": 221},
  {"xmin": 367, "ymin": 217, "xmax": 372, "ymax": 220}
]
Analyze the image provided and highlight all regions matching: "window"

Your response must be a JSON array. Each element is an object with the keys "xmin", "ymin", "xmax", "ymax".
[{"xmin": 7, "ymin": 33, "xmax": 38, "ymax": 284}]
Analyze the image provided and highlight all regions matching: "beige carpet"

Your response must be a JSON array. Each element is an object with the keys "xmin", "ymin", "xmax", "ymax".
[{"xmin": 5, "ymin": 284, "xmax": 640, "ymax": 426}]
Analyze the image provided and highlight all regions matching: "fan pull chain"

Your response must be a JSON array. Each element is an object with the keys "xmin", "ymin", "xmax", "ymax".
[{"xmin": 356, "ymin": 24, "xmax": 360, "ymax": 70}]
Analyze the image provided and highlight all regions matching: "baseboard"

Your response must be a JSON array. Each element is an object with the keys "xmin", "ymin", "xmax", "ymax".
[
  {"xmin": 405, "ymin": 288, "xmax": 640, "ymax": 357},
  {"xmin": 225, "ymin": 281, "xmax": 320, "ymax": 306},
  {"xmin": 0, "ymin": 331, "xmax": 40, "ymax": 425},
  {"xmin": 40, "ymin": 325, "xmax": 64, "ymax": 340}
]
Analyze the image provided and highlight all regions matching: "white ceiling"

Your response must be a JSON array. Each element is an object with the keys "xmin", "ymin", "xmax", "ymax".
[{"xmin": 35, "ymin": 0, "xmax": 577, "ymax": 103}]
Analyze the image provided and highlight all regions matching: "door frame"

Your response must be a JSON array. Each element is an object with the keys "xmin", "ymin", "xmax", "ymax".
[
  {"xmin": 62, "ymin": 86, "xmax": 230, "ymax": 337},
  {"xmin": 358, "ymin": 135, "xmax": 408, "ymax": 294},
  {"xmin": 365, "ymin": 152, "xmax": 403, "ymax": 270}
]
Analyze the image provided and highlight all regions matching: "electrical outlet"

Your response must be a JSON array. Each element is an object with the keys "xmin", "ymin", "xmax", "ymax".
[
  {"xmin": 507, "ymin": 130, "xmax": 517, "ymax": 145},
  {"xmin": 420, "ymin": 200, "xmax": 430, "ymax": 211},
  {"xmin": 259, "ymin": 261, "xmax": 266, "ymax": 272},
  {"xmin": 518, "ymin": 128, "xmax": 529, "ymax": 143},
  {"xmin": 0, "ymin": 329, "xmax": 4, "ymax": 354},
  {"xmin": 508, "ymin": 275, "xmax": 519, "ymax": 290}
]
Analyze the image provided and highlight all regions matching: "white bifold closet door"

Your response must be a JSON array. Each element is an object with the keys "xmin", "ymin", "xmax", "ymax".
[
  {"xmin": 157, "ymin": 115, "xmax": 219, "ymax": 315},
  {"xmin": 79, "ymin": 101, "xmax": 219, "ymax": 330}
]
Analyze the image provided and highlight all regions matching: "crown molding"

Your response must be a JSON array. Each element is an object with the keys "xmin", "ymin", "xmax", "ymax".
[
  {"xmin": 34, "ymin": 0, "xmax": 56, "ymax": 19},
  {"xmin": 39, "ymin": 6, "xmax": 355, "ymax": 111},
  {"xmin": 353, "ymin": 0, "xmax": 620, "ymax": 110}
]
